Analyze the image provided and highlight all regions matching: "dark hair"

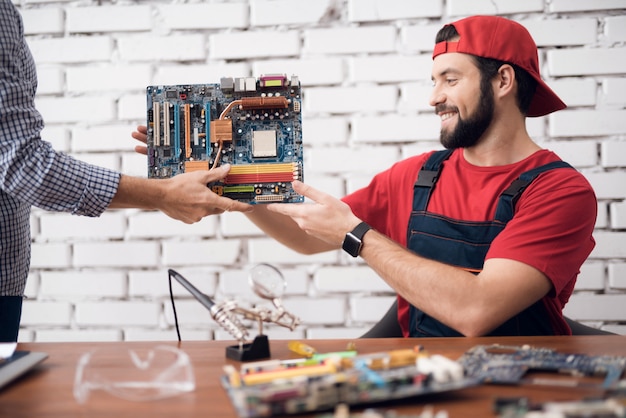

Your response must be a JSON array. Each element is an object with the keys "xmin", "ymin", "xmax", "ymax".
[{"xmin": 435, "ymin": 24, "xmax": 537, "ymax": 116}]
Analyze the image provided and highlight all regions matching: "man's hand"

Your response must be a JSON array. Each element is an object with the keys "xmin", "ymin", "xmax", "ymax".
[
  {"xmin": 131, "ymin": 125, "xmax": 149, "ymax": 155},
  {"xmin": 265, "ymin": 180, "xmax": 361, "ymax": 246}
]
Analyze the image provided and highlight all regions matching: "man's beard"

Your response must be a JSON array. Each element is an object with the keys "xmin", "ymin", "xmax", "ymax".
[{"xmin": 438, "ymin": 81, "xmax": 495, "ymax": 150}]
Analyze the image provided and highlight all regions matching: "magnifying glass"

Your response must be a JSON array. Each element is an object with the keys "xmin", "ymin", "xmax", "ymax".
[{"xmin": 248, "ymin": 263, "xmax": 286, "ymax": 301}]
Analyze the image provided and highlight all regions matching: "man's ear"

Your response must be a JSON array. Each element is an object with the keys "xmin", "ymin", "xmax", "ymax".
[{"xmin": 495, "ymin": 64, "xmax": 516, "ymax": 99}]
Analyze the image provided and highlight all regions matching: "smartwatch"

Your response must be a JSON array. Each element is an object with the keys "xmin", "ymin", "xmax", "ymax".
[{"xmin": 342, "ymin": 221, "xmax": 372, "ymax": 257}]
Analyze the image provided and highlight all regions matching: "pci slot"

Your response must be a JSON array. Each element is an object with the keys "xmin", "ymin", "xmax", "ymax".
[
  {"xmin": 153, "ymin": 101, "xmax": 161, "ymax": 147},
  {"xmin": 163, "ymin": 102, "xmax": 171, "ymax": 147},
  {"xmin": 224, "ymin": 163, "xmax": 297, "ymax": 184},
  {"xmin": 204, "ymin": 102, "xmax": 212, "ymax": 159}
]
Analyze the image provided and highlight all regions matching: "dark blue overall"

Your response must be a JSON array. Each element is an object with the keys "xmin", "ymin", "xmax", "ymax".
[{"xmin": 407, "ymin": 150, "xmax": 573, "ymax": 337}]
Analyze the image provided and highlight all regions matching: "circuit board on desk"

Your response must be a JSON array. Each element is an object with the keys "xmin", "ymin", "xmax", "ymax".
[
  {"xmin": 221, "ymin": 348, "xmax": 479, "ymax": 418},
  {"xmin": 146, "ymin": 75, "xmax": 303, "ymax": 204}
]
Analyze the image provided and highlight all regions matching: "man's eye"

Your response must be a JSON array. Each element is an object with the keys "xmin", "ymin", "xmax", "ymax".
[{"xmin": 447, "ymin": 79, "xmax": 458, "ymax": 84}]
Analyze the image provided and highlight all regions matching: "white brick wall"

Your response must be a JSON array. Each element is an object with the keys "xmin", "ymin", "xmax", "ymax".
[{"xmin": 17, "ymin": 1, "xmax": 626, "ymax": 342}]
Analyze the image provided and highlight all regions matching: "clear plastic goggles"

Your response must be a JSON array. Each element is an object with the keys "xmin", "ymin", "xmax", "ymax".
[{"xmin": 74, "ymin": 345, "xmax": 195, "ymax": 404}]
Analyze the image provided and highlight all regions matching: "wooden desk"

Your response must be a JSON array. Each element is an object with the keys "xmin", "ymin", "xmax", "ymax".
[{"xmin": 1, "ymin": 336, "xmax": 624, "ymax": 417}]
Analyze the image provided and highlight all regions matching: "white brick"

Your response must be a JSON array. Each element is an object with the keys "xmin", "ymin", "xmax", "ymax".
[
  {"xmin": 163, "ymin": 240, "xmax": 241, "ymax": 266},
  {"xmin": 447, "ymin": 0, "xmax": 543, "ymax": 15},
  {"xmin": 550, "ymin": 0, "xmax": 626, "ymax": 12},
  {"xmin": 350, "ymin": 55, "xmax": 430, "ymax": 83},
  {"xmin": 399, "ymin": 83, "xmax": 437, "ymax": 113},
  {"xmin": 128, "ymin": 211, "xmax": 217, "ymax": 239},
  {"xmin": 400, "ymin": 143, "xmax": 445, "ymax": 164},
  {"xmin": 67, "ymin": 5, "xmax": 151, "ymax": 33},
  {"xmin": 596, "ymin": 201, "xmax": 608, "ymax": 229},
  {"xmin": 35, "ymin": 329, "xmax": 122, "ymax": 342},
  {"xmin": 590, "ymin": 231, "xmax": 626, "ymax": 259},
  {"xmin": 304, "ymin": 27, "xmax": 396, "ymax": 55},
  {"xmin": 548, "ymin": 48, "xmax": 626, "ymax": 77},
  {"xmin": 564, "ymin": 294, "xmax": 626, "ymax": 321},
  {"xmin": 252, "ymin": 58, "xmax": 345, "ymax": 86},
  {"xmin": 41, "ymin": 125, "xmax": 69, "ymax": 152},
  {"xmin": 307, "ymin": 146, "xmax": 399, "ymax": 175},
  {"xmin": 121, "ymin": 153, "xmax": 147, "ymax": 177},
  {"xmin": 66, "ymin": 65, "xmax": 151, "ymax": 93},
  {"xmin": 24, "ymin": 272, "xmax": 38, "ymax": 298},
  {"xmin": 20, "ymin": 301, "xmax": 72, "ymax": 326},
  {"xmin": 608, "ymin": 262, "xmax": 626, "ymax": 290},
  {"xmin": 602, "ymin": 141, "xmax": 626, "ymax": 168},
  {"xmin": 314, "ymin": 267, "xmax": 391, "ymax": 293},
  {"xmin": 153, "ymin": 63, "xmax": 250, "ymax": 86},
  {"xmin": 524, "ymin": 18, "xmax": 597, "ymax": 47},
  {"xmin": 21, "ymin": 7, "xmax": 64, "ymax": 34},
  {"xmin": 118, "ymin": 94, "xmax": 145, "ymax": 120},
  {"xmin": 74, "ymin": 241, "xmax": 160, "ymax": 268},
  {"xmin": 129, "ymin": 268, "xmax": 217, "ymax": 298},
  {"xmin": 39, "ymin": 212, "xmax": 125, "ymax": 240},
  {"xmin": 602, "ymin": 325, "xmax": 626, "ymax": 335},
  {"xmin": 282, "ymin": 297, "xmax": 345, "ymax": 325},
  {"xmin": 610, "ymin": 201, "xmax": 626, "ymax": 229},
  {"xmin": 251, "ymin": 0, "xmax": 330, "ymax": 26},
  {"xmin": 584, "ymin": 172, "xmax": 626, "ymax": 200},
  {"xmin": 605, "ymin": 16, "xmax": 626, "ymax": 42},
  {"xmin": 305, "ymin": 85, "xmax": 398, "ymax": 114},
  {"xmin": 76, "ymin": 301, "xmax": 160, "ymax": 326},
  {"xmin": 35, "ymin": 97, "xmax": 116, "ymax": 123},
  {"xmin": 118, "ymin": 35, "xmax": 206, "ymax": 62},
  {"xmin": 353, "ymin": 115, "xmax": 439, "ymax": 142},
  {"xmin": 39, "ymin": 271, "xmax": 126, "ymax": 299},
  {"xmin": 71, "ymin": 124, "xmax": 138, "ymax": 152},
  {"xmin": 220, "ymin": 212, "xmax": 265, "ymax": 237},
  {"xmin": 159, "ymin": 3, "xmax": 248, "ymax": 29},
  {"xmin": 28, "ymin": 36, "xmax": 113, "ymax": 64},
  {"xmin": 550, "ymin": 78, "xmax": 597, "ymax": 107},
  {"xmin": 540, "ymin": 139, "xmax": 598, "ymax": 168},
  {"xmin": 526, "ymin": 117, "xmax": 545, "ymax": 140},
  {"xmin": 30, "ymin": 243, "xmax": 70, "ymax": 268},
  {"xmin": 36, "ymin": 67, "xmax": 64, "ymax": 95},
  {"xmin": 348, "ymin": 0, "xmax": 442, "ymax": 22},
  {"xmin": 306, "ymin": 327, "xmax": 367, "ymax": 339},
  {"xmin": 400, "ymin": 24, "xmax": 441, "ymax": 54},
  {"xmin": 210, "ymin": 31, "xmax": 300, "ymax": 60},
  {"xmin": 17, "ymin": 331, "xmax": 34, "ymax": 343},
  {"xmin": 302, "ymin": 117, "xmax": 349, "ymax": 146},
  {"xmin": 248, "ymin": 238, "xmax": 338, "ymax": 265},
  {"xmin": 603, "ymin": 78, "xmax": 626, "ymax": 107},
  {"xmin": 575, "ymin": 261, "xmax": 605, "ymax": 291},
  {"xmin": 549, "ymin": 110, "xmax": 626, "ymax": 137},
  {"xmin": 350, "ymin": 296, "xmax": 396, "ymax": 322}
]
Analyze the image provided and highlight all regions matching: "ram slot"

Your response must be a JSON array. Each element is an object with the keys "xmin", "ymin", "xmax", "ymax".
[
  {"xmin": 174, "ymin": 103, "xmax": 181, "ymax": 159},
  {"xmin": 163, "ymin": 102, "xmax": 171, "ymax": 147},
  {"xmin": 185, "ymin": 104, "xmax": 191, "ymax": 158},
  {"xmin": 153, "ymin": 101, "xmax": 161, "ymax": 147}
]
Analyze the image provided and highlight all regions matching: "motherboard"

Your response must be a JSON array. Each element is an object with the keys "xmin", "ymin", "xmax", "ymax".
[{"xmin": 146, "ymin": 75, "xmax": 303, "ymax": 204}]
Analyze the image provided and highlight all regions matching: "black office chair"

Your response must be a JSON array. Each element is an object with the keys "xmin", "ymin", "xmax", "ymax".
[{"xmin": 360, "ymin": 300, "xmax": 616, "ymax": 338}]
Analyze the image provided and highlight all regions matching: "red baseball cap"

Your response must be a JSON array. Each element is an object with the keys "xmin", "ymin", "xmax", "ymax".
[{"xmin": 432, "ymin": 15, "xmax": 566, "ymax": 117}]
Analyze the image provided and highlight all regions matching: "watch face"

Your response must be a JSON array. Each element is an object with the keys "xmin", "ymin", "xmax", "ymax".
[{"xmin": 342, "ymin": 233, "xmax": 362, "ymax": 257}]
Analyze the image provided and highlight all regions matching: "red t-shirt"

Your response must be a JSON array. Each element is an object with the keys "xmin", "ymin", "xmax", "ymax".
[{"xmin": 343, "ymin": 148, "xmax": 597, "ymax": 336}]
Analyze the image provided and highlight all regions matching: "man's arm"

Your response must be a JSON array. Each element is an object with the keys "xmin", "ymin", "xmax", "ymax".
[
  {"xmin": 109, "ymin": 165, "xmax": 252, "ymax": 224},
  {"xmin": 267, "ymin": 180, "xmax": 553, "ymax": 337}
]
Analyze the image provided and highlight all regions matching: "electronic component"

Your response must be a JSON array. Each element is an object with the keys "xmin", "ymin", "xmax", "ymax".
[
  {"xmin": 459, "ymin": 344, "xmax": 626, "ymax": 390},
  {"xmin": 146, "ymin": 75, "xmax": 303, "ymax": 204},
  {"xmin": 222, "ymin": 346, "xmax": 478, "ymax": 417}
]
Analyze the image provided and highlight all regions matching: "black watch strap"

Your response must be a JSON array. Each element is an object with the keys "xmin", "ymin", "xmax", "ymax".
[{"xmin": 342, "ymin": 221, "xmax": 372, "ymax": 257}]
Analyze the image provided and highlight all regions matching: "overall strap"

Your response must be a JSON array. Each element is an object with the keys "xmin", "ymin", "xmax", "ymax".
[
  {"xmin": 494, "ymin": 161, "xmax": 574, "ymax": 223},
  {"xmin": 412, "ymin": 149, "xmax": 453, "ymax": 211}
]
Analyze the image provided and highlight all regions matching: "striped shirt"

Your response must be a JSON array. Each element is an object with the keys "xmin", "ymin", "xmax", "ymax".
[{"xmin": 0, "ymin": 0, "xmax": 121, "ymax": 295}]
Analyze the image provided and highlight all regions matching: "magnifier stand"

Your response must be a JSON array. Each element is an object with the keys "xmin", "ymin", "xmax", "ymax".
[{"xmin": 226, "ymin": 335, "xmax": 270, "ymax": 362}]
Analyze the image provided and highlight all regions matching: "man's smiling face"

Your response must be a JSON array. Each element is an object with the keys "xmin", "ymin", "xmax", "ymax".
[{"xmin": 430, "ymin": 52, "xmax": 495, "ymax": 150}]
